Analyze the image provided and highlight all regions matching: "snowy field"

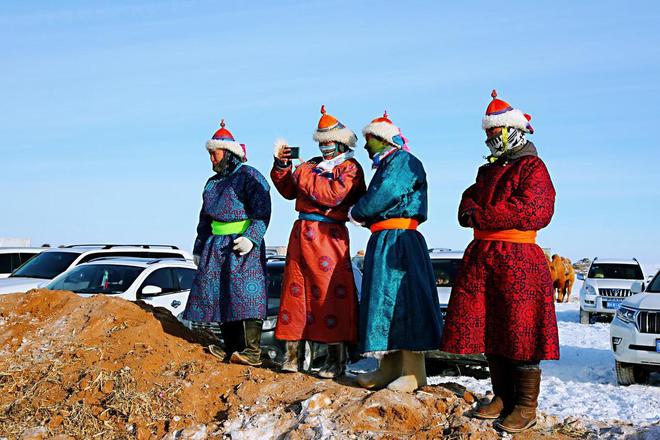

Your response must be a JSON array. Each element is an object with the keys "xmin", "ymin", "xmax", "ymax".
[{"xmin": 425, "ymin": 281, "xmax": 660, "ymax": 426}]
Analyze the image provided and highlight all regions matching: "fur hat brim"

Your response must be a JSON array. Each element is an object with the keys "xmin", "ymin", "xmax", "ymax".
[
  {"xmin": 313, "ymin": 127, "xmax": 357, "ymax": 148},
  {"xmin": 362, "ymin": 121, "xmax": 401, "ymax": 145},
  {"xmin": 205, "ymin": 139, "xmax": 245, "ymax": 159},
  {"xmin": 482, "ymin": 108, "xmax": 532, "ymax": 133}
]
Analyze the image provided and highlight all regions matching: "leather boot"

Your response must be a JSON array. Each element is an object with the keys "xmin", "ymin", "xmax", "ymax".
[
  {"xmin": 281, "ymin": 341, "xmax": 303, "ymax": 373},
  {"xmin": 387, "ymin": 350, "xmax": 427, "ymax": 393},
  {"xmin": 356, "ymin": 351, "xmax": 402, "ymax": 389},
  {"xmin": 318, "ymin": 343, "xmax": 346, "ymax": 379},
  {"xmin": 474, "ymin": 357, "xmax": 514, "ymax": 419},
  {"xmin": 496, "ymin": 368, "xmax": 541, "ymax": 433},
  {"xmin": 230, "ymin": 320, "xmax": 263, "ymax": 367}
]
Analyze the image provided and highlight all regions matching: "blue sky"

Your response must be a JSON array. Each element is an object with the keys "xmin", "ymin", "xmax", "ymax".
[{"xmin": 1, "ymin": 0, "xmax": 659, "ymax": 266}]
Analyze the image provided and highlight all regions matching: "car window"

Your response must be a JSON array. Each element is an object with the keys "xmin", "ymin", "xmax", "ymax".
[
  {"xmin": 139, "ymin": 268, "xmax": 178, "ymax": 296},
  {"xmin": 11, "ymin": 252, "xmax": 79, "ymax": 279},
  {"xmin": 48, "ymin": 264, "xmax": 143, "ymax": 294},
  {"xmin": 647, "ymin": 274, "xmax": 660, "ymax": 293},
  {"xmin": 19, "ymin": 253, "xmax": 39, "ymax": 266},
  {"xmin": 147, "ymin": 252, "xmax": 187, "ymax": 260},
  {"xmin": 432, "ymin": 259, "xmax": 463, "ymax": 287},
  {"xmin": 77, "ymin": 251, "xmax": 152, "ymax": 264},
  {"xmin": 174, "ymin": 268, "xmax": 196, "ymax": 290},
  {"xmin": 267, "ymin": 263, "xmax": 284, "ymax": 299},
  {"xmin": 588, "ymin": 263, "xmax": 643, "ymax": 280},
  {"xmin": 0, "ymin": 254, "xmax": 12, "ymax": 273}
]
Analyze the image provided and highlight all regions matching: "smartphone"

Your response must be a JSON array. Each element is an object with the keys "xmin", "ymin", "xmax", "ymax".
[{"xmin": 288, "ymin": 146, "xmax": 300, "ymax": 159}]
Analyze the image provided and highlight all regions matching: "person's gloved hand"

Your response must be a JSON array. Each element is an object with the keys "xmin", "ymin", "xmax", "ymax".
[
  {"xmin": 233, "ymin": 236, "xmax": 254, "ymax": 256},
  {"xmin": 193, "ymin": 255, "xmax": 200, "ymax": 266}
]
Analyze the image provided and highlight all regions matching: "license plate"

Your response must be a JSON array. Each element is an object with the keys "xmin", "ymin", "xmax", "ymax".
[
  {"xmin": 606, "ymin": 298, "xmax": 624, "ymax": 309},
  {"xmin": 656, "ymin": 340, "xmax": 660, "ymax": 353}
]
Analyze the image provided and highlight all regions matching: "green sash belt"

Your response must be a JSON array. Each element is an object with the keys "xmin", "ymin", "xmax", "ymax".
[{"xmin": 211, "ymin": 219, "xmax": 251, "ymax": 235}]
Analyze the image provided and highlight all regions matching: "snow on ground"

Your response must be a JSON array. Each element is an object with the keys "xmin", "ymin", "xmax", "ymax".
[{"xmin": 427, "ymin": 286, "xmax": 660, "ymax": 426}]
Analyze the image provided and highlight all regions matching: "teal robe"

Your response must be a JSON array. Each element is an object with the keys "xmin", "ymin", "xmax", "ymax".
[{"xmin": 351, "ymin": 149, "xmax": 443, "ymax": 354}]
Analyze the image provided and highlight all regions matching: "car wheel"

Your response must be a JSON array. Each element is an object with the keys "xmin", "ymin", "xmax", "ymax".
[
  {"xmin": 579, "ymin": 308, "xmax": 591, "ymax": 325},
  {"xmin": 615, "ymin": 360, "xmax": 636, "ymax": 385},
  {"xmin": 633, "ymin": 365, "xmax": 648, "ymax": 384}
]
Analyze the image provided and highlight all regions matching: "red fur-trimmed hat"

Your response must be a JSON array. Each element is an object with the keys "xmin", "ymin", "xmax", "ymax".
[
  {"xmin": 312, "ymin": 105, "xmax": 357, "ymax": 148},
  {"xmin": 205, "ymin": 119, "xmax": 247, "ymax": 161},
  {"xmin": 482, "ymin": 90, "xmax": 534, "ymax": 134}
]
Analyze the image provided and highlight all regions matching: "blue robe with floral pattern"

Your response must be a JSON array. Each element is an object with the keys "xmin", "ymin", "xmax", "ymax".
[
  {"xmin": 183, "ymin": 164, "xmax": 271, "ymax": 323},
  {"xmin": 350, "ymin": 149, "xmax": 443, "ymax": 355}
]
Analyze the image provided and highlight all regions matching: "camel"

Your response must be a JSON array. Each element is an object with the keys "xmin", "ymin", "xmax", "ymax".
[{"xmin": 549, "ymin": 254, "xmax": 575, "ymax": 303}]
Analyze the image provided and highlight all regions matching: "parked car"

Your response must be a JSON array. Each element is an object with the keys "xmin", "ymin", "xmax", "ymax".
[
  {"xmin": 610, "ymin": 272, "xmax": 660, "ymax": 385},
  {"xmin": 46, "ymin": 257, "xmax": 197, "ymax": 317},
  {"xmin": 0, "ymin": 244, "xmax": 193, "ymax": 295},
  {"xmin": 0, "ymin": 247, "xmax": 45, "ymax": 278},
  {"xmin": 579, "ymin": 258, "xmax": 647, "ymax": 324},
  {"xmin": 429, "ymin": 248, "xmax": 464, "ymax": 317}
]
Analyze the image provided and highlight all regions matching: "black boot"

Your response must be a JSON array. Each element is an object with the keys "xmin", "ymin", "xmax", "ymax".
[
  {"xmin": 318, "ymin": 343, "xmax": 346, "ymax": 379},
  {"xmin": 230, "ymin": 319, "xmax": 264, "ymax": 366},
  {"xmin": 209, "ymin": 321, "xmax": 243, "ymax": 361},
  {"xmin": 474, "ymin": 356, "xmax": 514, "ymax": 419}
]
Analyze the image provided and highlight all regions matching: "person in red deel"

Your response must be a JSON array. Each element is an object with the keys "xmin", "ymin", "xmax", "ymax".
[
  {"xmin": 441, "ymin": 90, "xmax": 559, "ymax": 433},
  {"xmin": 271, "ymin": 106, "xmax": 366, "ymax": 378}
]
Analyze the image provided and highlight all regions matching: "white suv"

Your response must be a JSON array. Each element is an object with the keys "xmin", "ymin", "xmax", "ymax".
[
  {"xmin": 0, "ymin": 247, "xmax": 45, "ymax": 278},
  {"xmin": 610, "ymin": 273, "xmax": 660, "ymax": 385},
  {"xmin": 0, "ymin": 244, "xmax": 193, "ymax": 294},
  {"xmin": 579, "ymin": 258, "xmax": 646, "ymax": 324},
  {"xmin": 46, "ymin": 257, "xmax": 197, "ymax": 318}
]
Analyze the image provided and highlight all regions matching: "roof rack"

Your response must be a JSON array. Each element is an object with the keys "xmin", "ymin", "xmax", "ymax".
[
  {"xmin": 85, "ymin": 256, "xmax": 188, "ymax": 264},
  {"xmin": 62, "ymin": 244, "xmax": 180, "ymax": 250},
  {"xmin": 429, "ymin": 248, "xmax": 452, "ymax": 253}
]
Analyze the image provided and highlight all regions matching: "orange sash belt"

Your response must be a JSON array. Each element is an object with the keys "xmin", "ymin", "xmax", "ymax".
[
  {"xmin": 474, "ymin": 229, "xmax": 537, "ymax": 244},
  {"xmin": 370, "ymin": 218, "xmax": 419, "ymax": 233}
]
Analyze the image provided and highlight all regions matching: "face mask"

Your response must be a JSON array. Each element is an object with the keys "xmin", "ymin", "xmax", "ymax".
[
  {"xmin": 319, "ymin": 142, "xmax": 338, "ymax": 159},
  {"xmin": 485, "ymin": 127, "xmax": 526, "ymax": 161},
  {"xmin": 365, "ymin": 137, "xmax": 390, "ymax": 159},
  {"xmin": 212, "ymin": 152, "xmax": 240, "ymax": 176}
]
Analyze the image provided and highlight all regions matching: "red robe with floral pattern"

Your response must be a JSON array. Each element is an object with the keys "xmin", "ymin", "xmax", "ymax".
[
  {"xmin": 441, "ymin": 148, "xmax": 560, "ymax": 361},
  {"xmin": 271, "ymin": 156, "xmax": 366, "ymax": 343}
]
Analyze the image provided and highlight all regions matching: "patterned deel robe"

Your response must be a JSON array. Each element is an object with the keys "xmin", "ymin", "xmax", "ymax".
[
  {"xmin": 183, "ymin": 164, "xmax": 271, "ymax": 323},
  {"xmin": 441, "ymin": 142, "xmax": 560, "ymax": 361},
  {"xmin": 350, "ymin": 149, "xmax": 444, "ymax": 355},
  {"xmin": 271, "ymin": 156, "xmax": 366, "ymax": 343}
]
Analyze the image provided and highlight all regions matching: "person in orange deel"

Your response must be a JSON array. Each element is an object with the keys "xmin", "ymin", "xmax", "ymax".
[{"xmin": 271, "ymin": 106, "xmax": 366, "ymax": 378}]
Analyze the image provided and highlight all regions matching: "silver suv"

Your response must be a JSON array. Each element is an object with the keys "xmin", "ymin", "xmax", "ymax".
[{"xmin": 579, "ymin": 258, "xmax": 646, "ymax": 324}]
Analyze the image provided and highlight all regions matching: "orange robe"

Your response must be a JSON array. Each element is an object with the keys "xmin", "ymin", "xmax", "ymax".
[{"xmin": 271, "ymin": 155, "xmax": 366, "ymax": 343}]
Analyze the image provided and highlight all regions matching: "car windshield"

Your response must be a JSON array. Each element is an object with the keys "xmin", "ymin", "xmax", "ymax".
[
  {"xmin": 587, "ymin": 263, "xmax": 644, "ymax": 280},
  {"xmin": 647, "ymin": 274, "xmax": 660, "ymax": 293},
  {"xmin": 432, "ymin": 258, "xmax": 463, "ymax": 288},
  {"xmin": 10, "ymin": 252, "xmax": 79, "ymax": 279},
  {"xmin": 267, "ymin": 263, "xmax": 284, "ymax": 299},
  {"xmin": 48, "ymin": 264, "xmax": 143, "ymax": 294}
]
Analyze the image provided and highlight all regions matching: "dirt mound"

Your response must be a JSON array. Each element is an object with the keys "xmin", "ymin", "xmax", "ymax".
[{"xmin": 1, "ymin": 290, "xmax": 581, "ymax": 439}]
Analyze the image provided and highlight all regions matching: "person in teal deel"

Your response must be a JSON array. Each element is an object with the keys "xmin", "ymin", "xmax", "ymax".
[{"xmin": 349, "ymin": 112, "xmax": 443, "ymax": 393}]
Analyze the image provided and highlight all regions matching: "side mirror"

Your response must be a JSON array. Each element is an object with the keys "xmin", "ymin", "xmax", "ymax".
[
  {"xmin": 141, "ymin": 285, "xmax": 162, "ymax": 296},
  {"xmin": 577, "ymin": 273, "xmax": 585, "ymax": 281},
  {"xmin": 631, "ymin": 281, "xmax": 644, "ymax": 294}
]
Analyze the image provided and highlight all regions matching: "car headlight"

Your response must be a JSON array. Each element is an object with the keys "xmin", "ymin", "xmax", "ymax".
[
  {"xmin": 584, "ymin": 284, "xmax": 596, "ymax": 295},
  {"xmin": 615, "ymin": 306, "xmax": 637, "ymax": 324},
  {"xmin": 262, "ymin": 316, "xmax": 277, "ymax": 331}
]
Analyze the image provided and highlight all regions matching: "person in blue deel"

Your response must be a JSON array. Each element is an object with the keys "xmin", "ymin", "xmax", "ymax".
[{"xmin": 183, "ymin": 119, "xmax": 271, "ymax": 367}]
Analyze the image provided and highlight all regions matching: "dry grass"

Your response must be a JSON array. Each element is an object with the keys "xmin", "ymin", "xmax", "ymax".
[{"xmin": 0, "ymin": 355, "xmax": 186, "ymax": 439}]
